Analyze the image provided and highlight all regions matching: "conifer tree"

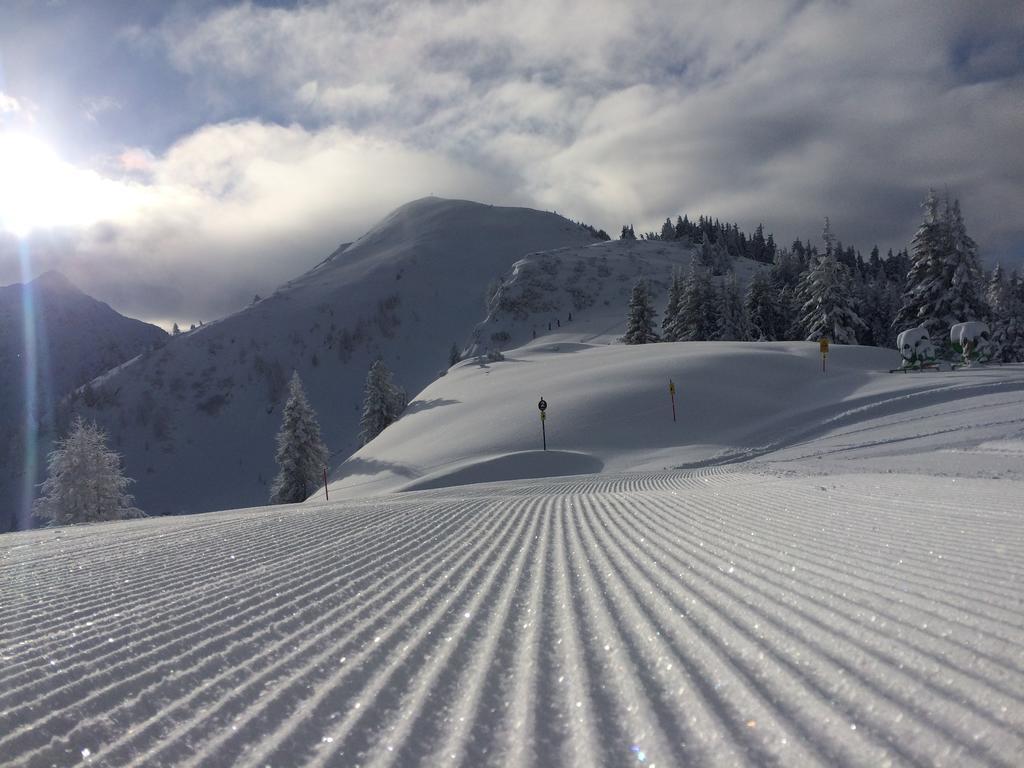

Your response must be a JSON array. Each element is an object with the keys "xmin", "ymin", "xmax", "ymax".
[
  {"xmin": 798, "ymin": 252, "xmax": 865, "ymax": 344},
  {"xmin": 623, "ymin": 281, "xmax": 659, "ymax": 344},
  {"xmin": 661, "ymin": 269, "xmax": 685, "ymax": 341},
  {"xmin": 448, "ymin": 342, "xmax": 461, "ymax": 367},
  {"xmin": 1011, "ymin": 272, "xmax": 1024, "ymax": 361},
  {"xmin": 988, "ymin": 265, "xmax": 1024, "ymax": 362},
  {"xmin": 270, "ymin": 372, "xmax": 329, "ymax": 504},
  {"xmin": 781, "ymin": 284, "xmax": 805, "ymax": 340},
  {"xmin": 746, "ymin": 270, "xmax": 785, "ymax": 341},
  {"xmin": 660, "ymin": 218, "xmax": 676, "ymax": 240},
  {"xmin": 946, "ymin": 198, "xmax": 988, "ymax": 326},
  {"xmin": 859, "ymin": 277, "xmax": 901, "ymax": 348},
  {"xmin": 359, "ymin": 359, "xmax": 407, "ymax": 444},
  {"xmin": 897, "ymin": 192, "xmax": 987, "ymax": 349},
  {"xmin": 716, "ymin": 272, "xmax": 750, "ymax": 341},
  {"xmin": 679, "ymin": 259, "xmax": 719, "ymax": 341},
  {"xmin": 34, "ymin": 417, "xmax": 143, "ymax": 525}
]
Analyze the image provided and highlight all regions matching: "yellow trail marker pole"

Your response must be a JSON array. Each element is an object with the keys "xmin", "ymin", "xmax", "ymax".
[{"xmin": 819, "ymin": 337, "xmax": 830, "ymax": 375}]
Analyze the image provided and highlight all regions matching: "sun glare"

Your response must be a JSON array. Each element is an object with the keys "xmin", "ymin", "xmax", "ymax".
[{"xmin": 0, "ymin": 132, "xmax": 138, "ymax": 237}]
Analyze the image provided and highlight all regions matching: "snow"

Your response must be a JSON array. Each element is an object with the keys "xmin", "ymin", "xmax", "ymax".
[
  {"xmin": 2, "ymin": 465, "xmax": 1022, "ymax": 765},
  {"xmin": 6, "ymin": 340, "xmax": 1021, "ymax": 766},
  {"xmin": 951, "ymin": 321, "xmax": 990, "ymax": 344},
  {"xmin": 896, "ymin": 325, "xmax": 935, "ymax": 366},
  {"xmin": 327, "ymin": 339, "xmax": 1024, "ymax": 499}
]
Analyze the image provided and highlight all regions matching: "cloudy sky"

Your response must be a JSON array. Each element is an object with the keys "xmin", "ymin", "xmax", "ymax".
[{"xmin": 0, "ymin": 0, "xmax": 1022, "ymax": 326}]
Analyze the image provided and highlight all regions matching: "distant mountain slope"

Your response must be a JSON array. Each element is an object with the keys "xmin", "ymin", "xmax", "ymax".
[
  {"xmin": 0, "ymin": 271, "xmax": 167, "ymax": 532},
  {"xmin": 69, "ymin": 197, "xmax": 602, "ymax": 516}
]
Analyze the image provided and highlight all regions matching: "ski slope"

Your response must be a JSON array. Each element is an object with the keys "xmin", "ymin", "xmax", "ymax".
[
  {"xmin": 328, "ymin": 340, "xmax": 1024, "ymax": 499},
  {"xmin": 2, "ymin": 467, "xmax": 1022, "ymax": 767},
  {"xmin": 3, "ymin": 342, "xmax": 1023, "ymax": 766}
]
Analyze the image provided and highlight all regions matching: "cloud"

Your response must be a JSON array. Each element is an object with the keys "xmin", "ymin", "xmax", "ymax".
[
  {"xmin": 156, "ymin": 0, "xmax": 1024, "ymax": 258},
  {"xmin": 83, "ymin": 95, "xmax": 123, "ymax": 123},
  {"xmin": 0, "ymin": 121, "xmax": 501, "ymax": 323}
]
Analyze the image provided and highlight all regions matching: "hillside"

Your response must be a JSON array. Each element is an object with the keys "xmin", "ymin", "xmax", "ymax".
[
  {"xmin": 0, "ymin": 272, "xmax": 167, "ymax": 532},
  {"xmin": 69, "ymin": 198, "xmax": 604, "ymax": 516},
  {"xmin": 470, "ymin": 237, "xmax": 765, "ymax": 354},
  {"xmin": 328, "ymin": 336, "xmax": 1024, "ymax": 500},
  {"xmin": 3, "ymin": 341, "xmax": 1022, "ymax": 766}
]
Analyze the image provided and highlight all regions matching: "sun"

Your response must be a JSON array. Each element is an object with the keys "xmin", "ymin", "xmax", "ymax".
[
  {"xmin": 0, "ymin": 133, "xmax": 65, "ymax": 237},
  {"xmin": 0, "ymin": 132, "xmax": 138, "ymax": 237}
]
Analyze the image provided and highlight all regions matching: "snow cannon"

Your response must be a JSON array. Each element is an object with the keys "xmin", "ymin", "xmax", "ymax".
[
  {"xmin": 896, "ymin": 326, "xmax": 936, "ymax": 368},
  {"xmin": 950, "ymin": 321, "xmax": 991, "ymax": 365}
]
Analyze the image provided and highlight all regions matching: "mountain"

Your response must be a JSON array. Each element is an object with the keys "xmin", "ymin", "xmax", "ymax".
[
  {"xmin": 0, "ymin": 271, "xmax": 167, "ymax": 532},
  {"xmin": 67, "ymin": 197, "xmax": 604, "ymax": 516}
]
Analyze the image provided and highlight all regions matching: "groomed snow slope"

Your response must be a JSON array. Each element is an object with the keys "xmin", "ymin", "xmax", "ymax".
[
  {"xmin": 327, "ymin": 340, "xmax": 1024, "ymax": 499},
  {"xmin": 2, "ymin": 468, "xmax": 1022, "ymax": 766}
]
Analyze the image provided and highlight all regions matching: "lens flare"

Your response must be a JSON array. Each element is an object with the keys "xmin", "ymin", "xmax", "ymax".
[{"xmin": 17, "ymin": 239, "xmax": 39, "ymax": 528}]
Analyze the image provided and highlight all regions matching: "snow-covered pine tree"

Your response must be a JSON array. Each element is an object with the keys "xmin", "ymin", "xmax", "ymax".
[
  {"xmin": 859, "ymin": 276, "xmax": 901, "ymax": 348},
  {"xmin": 624, "ymin": 280, "xmax": 659, "ymax": 344},
  {"xmin": 1010, "ymin": 272, "xmax": 1024, "ymax": 361},
  {"xmin": 699, "ymin": 232, "xmax": 731, "ymax": 276},
  {"xmin": 746, "ymin": 270, "xmax": 785, "ymax": 341},
  {"xmin": 674, "ymin": 215, "xmax": 687, "ymax": 240},
  {"xmin": 661, "ymin": 269, "xmax": 685, "ymax": 341},
  {"xmin": 660, "ymin": 218, "xmax": 676, "ymax": 240},
  {"xmin": 946, "ymin": 198, "xmax": 988, "ymax": 328},
  {"xmin": 897, "ymin": 192, "xmax": 987, "ymax": 351},
  {"xmin": 716, "ymin": 272, "xmax": 750, "ymax": 341},
  {"xmin": 897, "ymin": 190, "xmax": 945, "ymax": 334},
  {"xmin": 797, "ymin": 250, "xmax": 865, "ymax": 344},
  {"xmin": 679, "ymin": 258, "xmax": 719, "ymax": 341},
  {"xmin": 359, "ymin": 359, "xmax": 408, "ymax": 444},
  {"xmin": 699, "ymin": 232, "xmax": 715, "ymax": 269},
  {"xmin": 270, "ymin": 372, "xmax": 329, "ymax": 504},
  {"xmin": 34, "ymin": 416, "xmax": 143, "ymax": 525},
  {"xmin": 987, "ymin": 265, "xmax": 1024, "ymax": 362},
  {"xmin": 780, "ymin": 280, "xmax": 807, "ymax": 341}
]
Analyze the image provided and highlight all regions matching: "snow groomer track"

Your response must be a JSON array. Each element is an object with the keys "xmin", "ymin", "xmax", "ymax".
[{"xmin": 2, "ymin": 469, "xmax": 1023, "ymax": 767}]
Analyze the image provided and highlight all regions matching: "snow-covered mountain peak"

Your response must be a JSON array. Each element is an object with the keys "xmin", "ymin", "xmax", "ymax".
[{"xmin": 67, "ymin": 197, "xmax": 604, "ymax": 516}]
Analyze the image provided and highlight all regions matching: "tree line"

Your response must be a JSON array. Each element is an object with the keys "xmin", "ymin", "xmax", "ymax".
[{"xmin": 623, "ymin": 192, "xmax": 1023, "ymax": 361}]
